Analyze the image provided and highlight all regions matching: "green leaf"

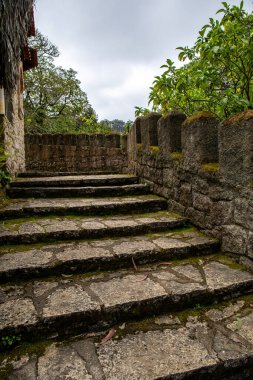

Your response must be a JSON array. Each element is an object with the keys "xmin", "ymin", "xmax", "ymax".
[
  {"xmin": 216, "ymin": 8, "xmax": 225, "ymax": 14},
  {"xmin": 212, "ymin": 46, "xmax": 220, "ymax": 53}
]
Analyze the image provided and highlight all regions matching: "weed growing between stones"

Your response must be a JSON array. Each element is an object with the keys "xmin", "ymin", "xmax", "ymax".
[{"xmin": 0, "ymin": 335, "xmax": 22, "ymax": 351}]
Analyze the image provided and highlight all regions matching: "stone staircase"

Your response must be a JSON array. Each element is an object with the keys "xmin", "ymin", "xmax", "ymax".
[{"xmin": 1, "ymin": 174, "xmax": 253, "ymax": 379}]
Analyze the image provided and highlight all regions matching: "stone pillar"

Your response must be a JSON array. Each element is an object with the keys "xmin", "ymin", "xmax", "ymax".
[
  {"xmin": 182, "ymin": 112, "xmax": 219, "ymax": 171},
  {"xmin": 140, "ymin": 112, "xmax": 161, "ymax": 153},
  {"xmin": 135, "ymin": 117, "xmax": 142, "ymax": 144},
  {"xmin": 121, "ymin": 135, "xmax": 128, "ymax": 151},
  {"xmin": 158, "ymin": 112, "xmax": 186, "ymax": 157},
  {"xmin": 219, "ymin": 110, "xmax": 253, "ymax": 186}
]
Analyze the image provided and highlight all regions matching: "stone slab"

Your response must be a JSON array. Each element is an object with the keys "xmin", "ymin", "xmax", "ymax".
[
  {"xmin": 1, "ymin": 257, "xmax": 253, "ymax": 339},
  {"xmin": 3, "ymin": 295, "xmax": 253, "ymax": 380},
  {"xmin": 10, "ymin": 174, "xmax": 139, "ymax": 188},
  {"xmin": 7, "ymin": 184, "xmax": 150, "ymax": 199},
  {"xmin": 0, "ymin": 195, "xmax": 167, "ymax": 219},
  {"xmin": 37, "ymin": 344, "xmax": 93, "ymax": 380},
  {"xmin": 0, "ymin": 212, "xmax": 187, "ymax": 245},
  {"xmin": 0, "ymin": 232, "xmax": 218, "ymax": 282}
]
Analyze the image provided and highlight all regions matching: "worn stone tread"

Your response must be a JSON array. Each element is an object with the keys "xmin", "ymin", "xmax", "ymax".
[
  {"xmin": 7, "ymin": 183, "xmax": 150, "ymax": 198},
  {"xmin": 0, "ymin": 212, "xmax": 187, "ymax": 245},
  {"xmin": 0, "ymin": 230, "xmax": 219, "ymax": 282},
  {"xmin": 18, "ymin": 170, "xmax": 122, "ymax": 178},
  {"xmin": 1, "ymin": 256, "xmax": 253, "ymax": 340},
  {"xmin": 0, "ymin": 195, "xmax": 167, "ymax": 219},
  {"xmin": 2, "ymin": 295, "xmax": 253, "ymax": 379},
  {"xmin": 10, "ymin": 174, "xmax": 139, "ymax": 188}
]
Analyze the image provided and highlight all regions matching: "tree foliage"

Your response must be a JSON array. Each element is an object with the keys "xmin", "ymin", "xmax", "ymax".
[
  {"xmin": 24, "ymin": 32, "xmax": 98, "ymax": 133},
  {"xmin": 144, "ymin": 1, "xmax": 253, "ymax": 118},
  {"xmin": 99, "ymin": 119, "xmax": 132, "ymax": 133}
]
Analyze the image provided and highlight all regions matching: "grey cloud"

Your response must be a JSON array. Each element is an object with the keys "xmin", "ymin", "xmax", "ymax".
[{"xmin": 35, "ymin": 0, "xmax": 252, "ymax": 120}]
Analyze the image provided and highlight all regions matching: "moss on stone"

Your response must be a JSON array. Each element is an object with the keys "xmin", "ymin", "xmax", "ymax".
[
  {"xmin": 0, "ymin": 337, "xmax": 52, "ymax": 376},
  {"xmin": 137, "ymin": 144, "xmax": 142, "ymax": 152},
  {"xmin": 224, "ymin": 110, "xmax": 253, "ymax": 125},
  {"xmin": 0, "ymin": 189, "xmax": 14, "ymax": 210},
  {"xmin": 150, "ymin": 146, "xmax": 160, "ymax": 156},
  {"xmin": 201, "ymin": 163, "xmax": 220, "ymax": 172},
  {"xmin": 183, "ymin": 111, "xmax": 217, "ymax": 126},
  {"xmin": 170, "ymin": 151, "xmax": 182, "ymax": 161}
]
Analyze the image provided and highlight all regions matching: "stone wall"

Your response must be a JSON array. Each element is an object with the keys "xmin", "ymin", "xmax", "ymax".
[
  {"xmin": 127, "ymin": 110, "xmax": 253, "ymax": 260},
  {"xmin": 25, "ymin": 133, "xmax": 128, "ymax": 173},
  {"xmin": 0, "ymin": 88, "xmax": 25, "ymax": 175}
]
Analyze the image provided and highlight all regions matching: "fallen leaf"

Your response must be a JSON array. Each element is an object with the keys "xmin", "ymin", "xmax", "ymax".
[
  {"xmin": 132, "ymin": 257, "xmax": 138, "ymax": 271},
  {"xmin": 135, "ymin": 275, "xmax": 148, "ymax": 282},
  {"xmin": 119, "ymin": 323, "xmax": 126, "ymax": 330},
  {"xmin": 235, "ymin": 318, "xmax": 243, "ymax": 331},
  {"xmin": 101, "ymin": 328, "xmax": 116, "ymax": 344},
  {"xmin": 61, "ymin": 274, "xmax": 73, "ymax": 278}
]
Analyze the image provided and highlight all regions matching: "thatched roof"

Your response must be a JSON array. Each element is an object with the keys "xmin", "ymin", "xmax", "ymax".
[{"xmin": 0, "ymin": 0, "xmax": 34, "ymax": 91}]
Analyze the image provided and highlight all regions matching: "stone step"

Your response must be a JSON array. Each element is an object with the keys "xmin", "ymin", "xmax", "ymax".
[
  {"xmin": 0, "ymin": 212, "xmax": 187, "ymax": 245},
  {"xmin": 0, "ymin": 229, "xmax": 219, "ymax": 283},
  {"xmin": 1, "ymin": 255, "xmax": 253, "ymax": 344},
  {"xmin": 0, "ymin": 195, "xmax": 167, "ymax": 219},
  {"xmin": 6, "ymin": 183, "xmax": 149, "ymax": 198},
  {"xmin": 10, "ymin": 174, "xmax": 139, "ymax": 188},
  {"xmin": 2, "ymin": 294, "xmax": 253, "ymax": 379},
  {"xmin": 18, "ymin": 170, "xmax": 120, "ymax": 177}
]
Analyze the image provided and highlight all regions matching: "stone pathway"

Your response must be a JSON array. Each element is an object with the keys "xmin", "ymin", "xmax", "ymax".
[{"xmin": 1, "ymin": 174, "xmax": 253, "ymax": 379}]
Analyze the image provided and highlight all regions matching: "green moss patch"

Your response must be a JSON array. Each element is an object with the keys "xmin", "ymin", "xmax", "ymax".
[
  {"xmin": 224, "ymin": 110, "xmax": 253, "ymax": 125},
  {"xmin": 137, "ymin": 143, "xmax": 142, "ymax": 152},
  {"xmin": 183, "ymin": 111, "xmax": 217, "ymax": 126},
  {"xmin": 170, "ymin": 151, "xmax": 182, "ymax": 160},
  {"xmin": 201, "ymin": 163, "xmax": 220, "ymax": 172},
  {"xmin": 150, "ymin": 146, "xmax": 160, "ymax": 156}
]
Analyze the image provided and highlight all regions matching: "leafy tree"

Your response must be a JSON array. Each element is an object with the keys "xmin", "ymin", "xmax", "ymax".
[
  {"xmin": 134, "ymin": 106, "xmax": 151, "ymax": 117},
  {"xmin": 99, "ymin": 119, "xmax": 133, "ymax": 133},
  {"xmin": 99, "ymin": 119, "xmax": 128, "ymax": 132},
  {"xmin": 24, "ymin": 31, "xmax": 97, "ymax": 133},
  {"xmin": 145, "ymin": 1, "xmax": 253, "ymax": 118},
  {"xmin": 124, "ymin": 120, "xmax": 133, "ymax": 133}
]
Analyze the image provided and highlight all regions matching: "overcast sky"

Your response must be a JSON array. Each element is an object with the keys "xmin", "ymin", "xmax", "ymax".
[{"xmin": 35, "ymin": 0, "xmax": 252, "ymax": 121}]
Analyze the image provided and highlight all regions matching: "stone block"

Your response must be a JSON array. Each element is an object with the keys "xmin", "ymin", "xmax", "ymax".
[
  {"xmin": 247, "ymin": 232, "xmax": 253, "ymax": 258},
  {"xmin": 193, "ymin": 192, "xmax": 212, "ymax": 212},
  {"xmin": 185, "ymin": 207, "xmax": 205, "ymax": 227},
  {"xmin": 158, "ymin": 112, "xmax": 186, "ymax": 157},
  {"xmin": 179, "ymin": 183, "xmax": 192, "ymax": 207},
  {"xmin": 219, "ymin": 110, "xmax": 253, "ymax": 186},
  {"xmin": 182, "ymin": 112, "xmax": 219, "ymax": 171},
  {"xmin": 234, "ymin": 197, "xmax": 253, "ymax": 229},
  {"xmin": 222, "ymin": 225, "xmax": 248, "ymax": 254},
  {"xmin": 205, "ymin": 200, "xmax": 233, "ymax": 228}
]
